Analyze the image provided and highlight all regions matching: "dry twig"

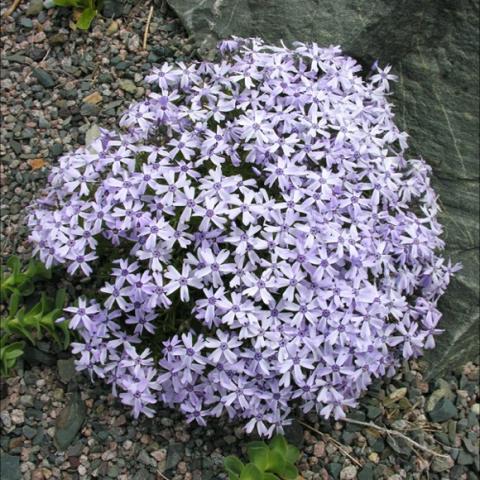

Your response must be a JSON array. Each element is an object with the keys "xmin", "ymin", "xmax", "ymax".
[
  {"xmin": 297, "ymin": 420, "xmax": 363, "ymax": 468},
  {"xmin": 143, "ymin": 5, "xmax": 154, "ymax": 50},
  {"xmin": 342, "ymin": 417, "xmax": 450, "ymax": 459},
  {"xmin": 2, "ymin": 0, "xmax": 22, "ymax": 17}
]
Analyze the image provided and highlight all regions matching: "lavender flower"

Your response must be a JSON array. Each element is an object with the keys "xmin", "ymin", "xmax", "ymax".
[{"xmin": 28, "ymin": 38, "xmax": 459, "ymax": 437}]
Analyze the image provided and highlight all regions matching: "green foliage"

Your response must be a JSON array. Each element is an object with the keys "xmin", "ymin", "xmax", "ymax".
[
  {"xmin": 52, "ymin": 0, "xmax": 100, "ymax": 30},
  {"xmin": 0, "ymin": 256, "xmax": 51, "ymax": 302},
  {"xmin": 224, "ymin": 435, "xmax": 301, "ymax": 480},
  {"xmin": 0, "ymin": 256, "xmax": 70, "ymax": 376}
]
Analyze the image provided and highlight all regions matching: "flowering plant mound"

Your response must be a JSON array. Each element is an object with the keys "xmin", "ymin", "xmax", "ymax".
[{"xmin": 28, "ymin": 37, "xmax": 459, "ymax": 436}]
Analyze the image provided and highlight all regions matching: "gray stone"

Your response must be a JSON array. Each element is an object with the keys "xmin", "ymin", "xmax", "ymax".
[
  {"xmin": 341, "ymin": 431, "xmax": 356, "ymax": 445},
  {"xmin": 23, "ymin": 345, "xmax": 56, "ymax": 367},
  {"xmin": 132, "ymin": 469, "xmax": 153, "ymax": 480},
  {"xmin": 371, "ymin": 438, "xmax": 385, "ymax": 453},
  {"xmin": 457, "ymin": 450, "xmax": 474, "ymax": 466},
  {"xmin": 138, "ymin": 449, "xmax": 156, "ymax": 467},
  {"xmin": 358, "ymin": 464, "xmax": 375, "ymax": 480},
  {"xmin": 19, "ymin": 17, "xmax": 33, "ymax": 28},
  {"xmin": 67, "ymin": 442, "xmax": 84, "ymax": 457},
  {"xmin": 0, "ymin": 453, "xmax": 20, "ymax": 480},
  {"xmin": 22, "ymin": 425, "xmax": 37, "ymax": 439},
  {"xmin": 38, "ymin": 117, "xmax": 50, "ymax": 129},
  {"xmin": 50, "ymin": 143, "xmax": 64, "ymax": 157},
  {"xmin": 450, "ymin": 465, "xmax": 466, "ymax": 478},
  {"xmin": 430, "ymin": 457, "xmax": 454, "ymax": 473},
  {"xmin": 119, "ymin": 79, "xmax": 137, "ymax": 93},
  {"xmin": 462, "ymin": 437, "xmax": 478, "ymax": 454},
  {"xmin": 80, "ymin": 103, "xmax": 100, "ymax": 116},
  {"xmin": 85, "ymin": 124, "xmax": 101, "ymax": 150},
  {"xmin": 26, "ymin": 408, "xmax": 43, "ymax": 421},
  {"xmin": 26, "ymin": 0, "xmax": 43, "ymax": 16},
  {"xmin": 426, "ymin": 379, "xmax": 455, "ymax": 412},
  {"xmin": 54, "ymin": 391, "xmax": 86, "ymax": 450},
  {"xmin": 108, "ymin": 465, "xmax": 120, "ymax": 478},
  {"xmin": 48, "ymin": 33, "xmax": 68, "ymax": 46},
  {"xmin": 283, "ymin": 419, "xmax": 304, "ymax": 447},
  {"xmin": 340, "ymin": 465, "xmax": 358, "ymax": 480},
  {"xmin": 429, "ymin": 397, "xmax": 458, "ymax": 423},
  {"xmin": 101, "ymin": 0, "xmax": 124, "ymax": 18},
  {"xmin": 328, "ymin": 462, "xmax": 343, "ymax": 479},
  {"xmin": 32, "ymin": 428, "xmax": 45, "ymax": 446},
  {"xmin": 19, "ymin": 395, "xmax": 33, "ymax": 407},
  {"xmin": 386, "ymin": 435, "xmax": 412, "ymax": 456},
  {"xmin": 6, "ymin": 54, "xmax": 28, "ymax": 64},
  {"xmin": 20, "ymin": 128, "xmax": 35, "ymax": 140},
  {"xmin": 167, "ymin": 0, "xmax": 480, "ymax": 375},
  {"xmin": 366, "ymin": 405, "xmax": 382, "ymax": 420},
  {"xmin": 9, "ymin": 141, "xmax": 22, "ymax": 155},
  {"xmin": 467, "ymin": 411, "xmax": 478, "ymax": 427},
  {"xmin": 32, "ymin": 68, "xmax": 55, "ymax": 88},
  {"xmin": 166, "ymin": 443, "xmax": 184, "ymax": 470},
  {"xmin": 57, "ymin": 358, "xmax": 76, "ymax": 384},
  {"xmin": 30, "ymin": 48, "xmax": 46, "ymax": 62}
]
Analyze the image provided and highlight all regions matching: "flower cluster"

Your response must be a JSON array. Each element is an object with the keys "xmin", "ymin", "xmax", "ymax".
[{"xmin": 28, "ymin": 38, "xmax": 459, "ymax": 436}]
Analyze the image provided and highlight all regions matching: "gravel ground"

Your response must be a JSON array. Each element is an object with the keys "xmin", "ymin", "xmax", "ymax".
[
  {"xmin": 1, "ymin": 2, "xmax": 479, "ymax": 480},
  {"xmin": 0, "ymin": 0, "xmax": 196, "ymax": 261},
  {"xmin": 0, "ymin": 353, "xmax": 478, "ymax": 480}
]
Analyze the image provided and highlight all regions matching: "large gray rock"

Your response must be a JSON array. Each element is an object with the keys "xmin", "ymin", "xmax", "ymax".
[
  {"xmin": 54, "ymin": 391, "xmax": 86, "ymax": 450},
  {"xmin": 0, "ymin": 454, "xmax": 20, "ymax": 480},
  {"xmin": 167, "ymin": 0, "xmax": 479, "ymax": 373}
]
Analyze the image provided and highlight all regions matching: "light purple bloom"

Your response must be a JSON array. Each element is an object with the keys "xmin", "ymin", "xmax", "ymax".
[{"xmin": 28, "ymin": 37, "xmax": 459, "ymax": 437}]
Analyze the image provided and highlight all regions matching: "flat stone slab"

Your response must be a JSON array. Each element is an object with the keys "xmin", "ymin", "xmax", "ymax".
[
  {"xmin": 54, "ymin": 391, "xmax": 86, "ymax": 450},
  {"xmin": 0, "ymin": 453, "xmax": 20, "ymax": 480},
  {"xmin": 167, "ymin": 0, "xmax": 480, "ymax": 374}
]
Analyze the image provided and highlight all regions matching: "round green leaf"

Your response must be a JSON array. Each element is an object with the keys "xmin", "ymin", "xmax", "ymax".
[
  {"xmin": 247, "ymin": 442, "xmax": 269, "ymax": 471},
  {"xmin": 283, "ymin": 464, "xmax": 299, "ymax": 480},
  {"xmin": 240, "ymin": 464, "xmax": 263, "ymax": 480},
  {"xmin": 270, "ymin": 435, "xmax": 288, "ymax": 456},
  {"xmin": 224, "ymin": 455, "xmax": 244, "ymax": 477},
  {"xmin": 285, "ymin": 445, "xmax": 300, "ymax": 464},
  {"xmin": 262, "ymin": 474, "xmax": 279, "ymax": 480},
  {"xmin": 76, "ymin": 7, "xmax": 97, "ymax": 30},
  {"xmin": 266, "ymin": 450, "xmax": 286, "ymax": 475}
]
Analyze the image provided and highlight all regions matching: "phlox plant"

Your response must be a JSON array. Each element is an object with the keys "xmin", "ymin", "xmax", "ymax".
[{"xmin": 27, "ymin": 37, "xmax": 459, "ymax": 437}]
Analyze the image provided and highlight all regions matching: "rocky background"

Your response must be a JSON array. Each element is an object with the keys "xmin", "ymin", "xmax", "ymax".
[
  {"xmin": 165, "ymin": 0, "xmax": 480, "ymax": 376},
  {"xmin": 1, "ymin": 352, "xmax": 478, "ymax": 479},
  {"xmin": 0, "ymin": 0, "xmax": 479, "ymax": 479}
]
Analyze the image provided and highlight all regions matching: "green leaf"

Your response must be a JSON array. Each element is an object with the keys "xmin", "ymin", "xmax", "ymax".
[
  {"xmin": 247, "ymin": 442, "xmax": 269, "ymax": 471},
  {"xmin": 262, "ymin": 474, "xmax": 279, "ymax": 480},
  {"xmin": 55, "ymin": 318, "xmax": 71, "ymax": 350},
  {"xmin": 0, "ymin": 276, "xmax": 13, "ymax": 301},
  {"xmin": 240, "ymin": 464, "xmax": 263, "ymax": 480},
  {"xmin": 25, "ymin": 260, "xmax": 51, "ymax": 280},
  {"xmin": 7, "ymin": 318, "xmax": 35, "ymax": 345},
  {"xmin": 55, "ymin": 288, "xmax": 67, "ymax": 309},
  {"xmin": 0, "ymin": 330, "xmax": 9, "ymax": 347},
  {"xmin": 76, "ymin": 7, "xmax": 97, "ymax": 29},
  {"xmin": 7, "ymin": 256, "xmax": 21, "ymax": 277},
  {"xmin": 270, "ymin": 436, "xmax": 288, "ymax": 456},
  {"xmin": 224, "ymin": 456, "xmax": 244, "ymax": 478},
  {"xmin": 285, "ymin": 445, "xmax": 300, "ymax": 465},
  {"xmin": 18, "ymin": 279, "xmax": 34, "ymax": 297},
  {"xmin": 282, "ymin": 464, "xmax": 299, "ymax": 480},
  {"xmin": 40, "ymin": 293, "xmax": 51, "ymax": 315},
  {"xmin": 53, "ymin": 0, "xmax": 80, "ymax": 6},
  {"xmin": 266, "ymin": 450, "xmax": 286, "ymax": 476},
  {"xmin": 8, "ymin": 290, "xmax": 21, "ymax": 317},
  {"xmin": 3, "ymin": 342, "xmax": 25, "ymax": 361}
]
